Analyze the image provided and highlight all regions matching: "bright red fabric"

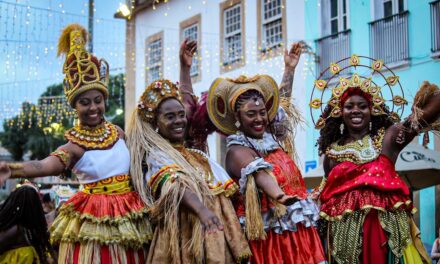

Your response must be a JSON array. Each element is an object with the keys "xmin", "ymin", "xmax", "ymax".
[
  {"xmin": 320, "ymin": 155, "xmax": 412, "ymax": 217},
  {"xmin": 361, "ymin": 210, "xmax": 388, "ymax": 264},
  {"xmin": 249, "ymin": 225, "xmax": 326, "ymax": 264},
  {"xmin": 65, "ymin": 190, "xmax": 146, "ymax": 219}
]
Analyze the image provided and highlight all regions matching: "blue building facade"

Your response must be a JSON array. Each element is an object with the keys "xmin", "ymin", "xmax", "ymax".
[{"xmin": 304, "ymin": 0, "xmax": 440, "ymax": 245}]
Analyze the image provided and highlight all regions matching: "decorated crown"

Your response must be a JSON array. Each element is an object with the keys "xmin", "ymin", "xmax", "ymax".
[
  {"xmin": 137, "ymin": 79, "xmax": 182, "ymax": 123},
  {"xmin": 57, "ymin": 24, "xmax": 109, "ymax": 106},
  {"xmin": 310, "ymin": 54, "xmax": 407, "ymax": 129}
]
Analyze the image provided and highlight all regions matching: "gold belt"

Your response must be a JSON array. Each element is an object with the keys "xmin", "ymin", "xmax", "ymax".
[{"xmin": 82, "ymin": 174, "xmax": 132, "ymax": 194}]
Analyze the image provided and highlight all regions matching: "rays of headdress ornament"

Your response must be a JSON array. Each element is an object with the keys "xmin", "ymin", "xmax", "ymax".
[{"xmin": 309, "ymin": 55, "xmax": 406, "ymax": 129}]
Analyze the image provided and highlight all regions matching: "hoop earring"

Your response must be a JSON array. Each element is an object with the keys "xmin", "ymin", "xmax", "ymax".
[{"xmin": 340, "ymin": 123, "xmax": 344, "ymax": 135}]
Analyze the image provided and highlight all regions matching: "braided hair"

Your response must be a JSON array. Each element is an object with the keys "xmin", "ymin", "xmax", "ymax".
[
  {"xmin": 317, "ymin": 103, "xmax": 394, "ymax": 155},
  {"xmin": 0, "ymin": 185, "xmax": 54, "ymax": 263}
]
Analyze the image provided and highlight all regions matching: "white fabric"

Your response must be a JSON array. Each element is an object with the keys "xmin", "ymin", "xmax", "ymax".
[{"xmin": 73, "ymin": 139, "xmax": 130, "ymax": 184}]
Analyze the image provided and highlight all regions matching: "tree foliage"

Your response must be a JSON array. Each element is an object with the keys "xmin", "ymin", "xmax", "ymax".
[{"xmin": 0, "ymin": 74, "xmax": 125, "ymax": 160}]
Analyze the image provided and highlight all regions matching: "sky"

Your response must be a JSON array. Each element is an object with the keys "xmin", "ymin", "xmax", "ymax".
[{"xmin": 0, "ymin": 0, "xmax": 125, "ymax": 128}]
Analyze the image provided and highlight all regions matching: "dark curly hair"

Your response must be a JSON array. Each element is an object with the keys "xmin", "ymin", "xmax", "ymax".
[
  {"xmin": 316, "ymin": 103, "xmax": 394, "ymax": 155},
  {"xmin": 0, "ymin": 185, "xmax": 55, "ymax": 263}
]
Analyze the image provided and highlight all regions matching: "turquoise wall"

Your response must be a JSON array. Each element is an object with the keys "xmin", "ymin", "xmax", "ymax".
[{"xmin": 304, "ymin": 0, "xmax": 439, "ymax": 245}]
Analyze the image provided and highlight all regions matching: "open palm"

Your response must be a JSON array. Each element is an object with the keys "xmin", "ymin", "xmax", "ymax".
[
  {"xmin": 284, "ymin": 42, "xmax": 303, "ymax": 69},
  {"xmin": 179, "ymin": 38, "xmax": 197, "ymax": 68}
]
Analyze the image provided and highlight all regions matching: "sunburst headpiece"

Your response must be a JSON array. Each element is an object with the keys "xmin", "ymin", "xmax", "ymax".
[
  {"xmin": 137, "ymin": 79, "xmax": 182, "ymax": 123},
  {"xmin": 57, "ymin": 24, "xmax": 109, "ymax": 106},
  {"xmin": 310, "ymin": 54, "xmax": 407, "ymax": 129}
]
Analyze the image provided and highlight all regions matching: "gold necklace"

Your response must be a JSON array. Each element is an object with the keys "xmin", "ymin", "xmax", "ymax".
[
  {"xmin": 326, "ymin": 128, "xmax": 385, "ymax": 164},
  {"xmin": 173, "ymin": 144, "xmax": 214, "ymax": 183},
  {"xmin": 65, "ymin": 121, "xmax": 119, "ymax": 150}
]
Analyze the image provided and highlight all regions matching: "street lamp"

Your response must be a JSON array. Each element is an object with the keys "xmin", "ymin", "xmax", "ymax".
[{"xmin": 115, "ymin": 3, "xmax": 131, "ymax": 20}]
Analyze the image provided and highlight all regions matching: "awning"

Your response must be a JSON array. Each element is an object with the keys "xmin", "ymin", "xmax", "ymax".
[{"xmin": 303, "ymin": 143, "xmax": 440, "ymax": 191}]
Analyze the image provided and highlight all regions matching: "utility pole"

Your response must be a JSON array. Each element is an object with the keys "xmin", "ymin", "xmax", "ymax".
[{"xmin": 88, "ymin": 0, "xmax": 94, "ymax": 52}]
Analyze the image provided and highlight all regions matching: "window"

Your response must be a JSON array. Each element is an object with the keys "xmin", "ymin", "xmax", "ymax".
[
  {"xmin": 180, "ymin": 14, "xmax": 201, "ymax": 81},
  {"xmin": 370, "ymin": 0, "xmax": 409, "ymax": 65},
  {"xmin": 431, "ymin": 0, "xmax": 440, "ymax": 55},
  {"xmin": 321, "ymin": 0, "xmax": 349, "ymax": 36},
  {"xmin": 145, "ymin": 32, "xmax": 163, "ymax": 85},
  {"xmin": 258, "ymin": 0, "xmax": 286, "ymax": 57},
  {"xmin": 317, "ymin": 0, "xmax": 351, "ymax": 79},
  {"xmin": 222, "ymin": 1, "xmax": 243, "ymax": 66}
]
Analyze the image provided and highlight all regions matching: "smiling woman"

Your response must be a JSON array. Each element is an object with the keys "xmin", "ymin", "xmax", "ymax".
[
  {"xmin": 312, "ymin": 56, "xmax": 440, "ymax": 264},
  {"xmin": 126, "ymin": 79, "xmax": 250, "ymax": 263},
  {"xmin": 0, "ymin": 24, "xmax": 152, "ymax": 264}
]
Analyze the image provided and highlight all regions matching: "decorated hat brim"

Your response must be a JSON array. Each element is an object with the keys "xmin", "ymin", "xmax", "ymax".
[{"xmin": 207, "ymin": 75, "xmax": 279, "ymax": 135}]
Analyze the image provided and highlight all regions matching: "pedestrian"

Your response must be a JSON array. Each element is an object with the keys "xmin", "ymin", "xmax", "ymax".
[{"xmin": 432, "ymin": 228, "xmax": 440, "ymax": 263}]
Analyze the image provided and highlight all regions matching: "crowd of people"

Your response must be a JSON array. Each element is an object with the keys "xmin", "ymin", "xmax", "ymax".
[{"xmin": 0, "ymin": 23, "xmax": 439, "ymax": 264}]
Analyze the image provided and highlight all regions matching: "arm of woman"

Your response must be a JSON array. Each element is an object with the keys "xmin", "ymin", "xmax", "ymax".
[
  {"xmin": 278, "ymin": 42, "xmax": 302, "ymax": 98},
  {"xmin": 382, "ymin": 82, "xmax": 440, "ymax": 163},
  {"xmin": 181, "ymin": 189, "xmax": 224, "ymax": 233},
  {"xmin": 226, "ymin": 145, "xmax": 297, "ymax": 205},
  {"xmin": 0, "ymin": 142, "xmax": 80, "ymax": 185},
  {"xmin": 179, "ymin": 38, "xmax": 198, "ymax": 118},
  {"xmin": 432, "ymin": 238, "xmax": 440, "ymax": 259}
]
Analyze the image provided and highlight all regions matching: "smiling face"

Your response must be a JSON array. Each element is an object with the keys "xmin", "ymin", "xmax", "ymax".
[
  {"xmin": 341, "ymin": 95, "xmax": 371, "ymax": 133},
  {"xmin": 74, "ymin": 89, "xmax": 106, "ymax": 127},
  {"xmin": 236, "ymin": 98, "xmax": 268, "ymax": 139},
  {"xmin": 155, "ymin": 98, "xmax": 187, "ymax": 144}
]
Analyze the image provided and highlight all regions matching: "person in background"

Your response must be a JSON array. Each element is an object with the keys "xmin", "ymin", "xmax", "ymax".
[
  {"xmin": 0, "ymin": 181, "xmax": 56, "ymax": 264},
  {"xmin": 432, "ymin": 228, "xmax": 440, "ymax": 264}
]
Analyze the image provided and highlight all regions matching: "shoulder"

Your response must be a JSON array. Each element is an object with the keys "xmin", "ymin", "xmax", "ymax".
[
  {"xmin": 227, "ymin": 145, "xmax": 258, "ymax": 160},
  {"xmin": 114, "ymin": 125, "xmax": 125, "ymax": 139}
]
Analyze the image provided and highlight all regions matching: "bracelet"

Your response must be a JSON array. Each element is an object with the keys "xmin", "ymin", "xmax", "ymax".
[
  {"xmin": 49, "ymin": 149, "xmax": 71, "ymax": 169},
  {"xmin": 8, "ymin": 163, "xmax": 25, "ymax": 177}
]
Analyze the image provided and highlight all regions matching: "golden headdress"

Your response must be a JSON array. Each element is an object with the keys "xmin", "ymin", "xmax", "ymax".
[
  {"xmin": 57, "ymin": 24, "xmax": 109, "ymax": 106},
  {"xmin": 310, "ymin": 54, "xmax": 407, "ymax": 129},
  {"xmin": 137, "ymin": 79, "xmax": 182, "ymax": 123},
  {"xmin": 207, "ymin": 75, "xmax": 280, "ymax": 135}
]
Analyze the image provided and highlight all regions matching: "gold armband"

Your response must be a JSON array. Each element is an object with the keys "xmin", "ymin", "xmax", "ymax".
[
  {"xmin": 49, "ymin": 149, "xmax": 71, "ymax": 169},
  {"xmin": 7, "ymin": 163, "xmax": 25, "ymax": 177}
]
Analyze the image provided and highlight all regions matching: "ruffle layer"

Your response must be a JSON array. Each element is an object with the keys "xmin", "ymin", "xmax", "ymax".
[
  {"xmin": 50, "ymin": 191, "xmax": 152, "ymax": 248},
  {"xmin": 320, "ymin": 187, "xmax": 415, "ymax": 221},
  {"xmin": 239, "ymin": 197, "xmax": 320, "ymax": 234},
  {"xmin": 56, "ymin": 190, "xmax": 148, "ymax": 223}
]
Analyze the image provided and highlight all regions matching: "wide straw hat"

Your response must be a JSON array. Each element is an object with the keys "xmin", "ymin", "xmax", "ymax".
[{"xmin": 207, "ymin": 75, "xmax": 279, "ymax": 135}]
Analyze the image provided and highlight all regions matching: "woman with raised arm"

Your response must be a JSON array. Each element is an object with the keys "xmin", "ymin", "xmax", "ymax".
[
  {"xmin": 0, "ymin": 24, "xmax": 151, "ymax": 263},
  {"xmin": 206, "ymin": 46, "xmax": 326, "ymax": 264},
  {"xmin": 126, "ymin": 79, "xmax": 251, "ymax": 263},
  {"xmin": 310, "ymin": 55, "xmax": 438, "ymax": 263}
]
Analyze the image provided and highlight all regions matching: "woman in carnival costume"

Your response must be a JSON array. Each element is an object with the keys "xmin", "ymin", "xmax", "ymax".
[
  {"xmin": 0, "ymin": 181, "xmax": 56, "ymax": 264},
  {"xmin": 0, "ymin": 24, "xmax": 151, "ymax": 263},
  {"xmin": 310, "ymin": 55, "xmax": 439, "ymax": 263},
  {"xmin": 206, "ymin": 44, "xmax": 326, "ymax": 264},
  {"xmin": 126, "ymin": 78, "xmax": 251, "ymax": 261}
]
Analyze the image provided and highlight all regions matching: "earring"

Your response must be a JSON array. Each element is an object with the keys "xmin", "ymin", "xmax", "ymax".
[
  {"xmin": 369, "ymin": 121, "xmax": 372, "ymax": 131},
  {"xmin": 340, "ymin": 123, "xmax": 344, "ymax": 135},
  {"xmin": 73, "ymin": 110, "xmax": 79, "ymax": 126},
  {"xmin": 155, "ymin": 127, "xmax": 159, "ymax": 133},
  {"xmin": 235, "ymin": 121, "xmax": 240, "ymax": 128}
]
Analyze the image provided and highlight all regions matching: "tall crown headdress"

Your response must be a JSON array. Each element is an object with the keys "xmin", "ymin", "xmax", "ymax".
[
  {"xmin": 57, "ymin": 24, "xmax": 109, "ymax": 106},
  {"xmin": 309, "ymin": 54, "xmax": 407, "ymax": 129}
]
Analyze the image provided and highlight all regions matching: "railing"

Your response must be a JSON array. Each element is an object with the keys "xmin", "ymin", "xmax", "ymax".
[
  {"xmin": 431, "ymin": 0, "xmax": 440, "ymax": 53},
  {"xmin": 369, "ymin": 11, "xmax": 409, "ymax": 65},
  {"xmin": 316, "ymin": 29, "xmax": 351, "ymax": 79}
]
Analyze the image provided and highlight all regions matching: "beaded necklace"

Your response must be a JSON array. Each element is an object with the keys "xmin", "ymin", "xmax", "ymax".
[
  {"xmin": 173, "ymin": 144, "xmax": 214, "ymax": 184},
  {"xmin": 326, "ymin": 128, "xmax": 385, "ymax": 164},
  {"xmin": 65, "ymin": 121, "xmax": 119, "ymax": 150}
]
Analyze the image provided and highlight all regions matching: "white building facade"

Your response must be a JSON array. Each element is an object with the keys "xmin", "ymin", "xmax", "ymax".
[{"xmin": 125, "ymin": 0, "xmax": 309, "ymax": 167}]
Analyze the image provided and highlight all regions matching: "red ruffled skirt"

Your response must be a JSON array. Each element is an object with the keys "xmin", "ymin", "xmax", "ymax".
[{"xmin": 50, "ymin": 175, "xmax": 152, "ymax": 264}]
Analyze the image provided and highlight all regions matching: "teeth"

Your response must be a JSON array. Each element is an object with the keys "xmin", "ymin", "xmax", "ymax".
[{"xmin": 174, "ymin": 128, "xmax": 183, "ymax": 132}]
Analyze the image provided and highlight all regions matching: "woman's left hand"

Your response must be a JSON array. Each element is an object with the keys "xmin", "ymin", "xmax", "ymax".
[
  {"xmin": 284, "ymin": 42, "xmax": 303, "ymax": 70},
  {"xmin": 179, "ymin": 38, "xmax": 197, "ymax": 68}
]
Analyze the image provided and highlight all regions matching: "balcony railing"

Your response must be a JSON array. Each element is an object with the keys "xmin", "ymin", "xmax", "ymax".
[
  {"xmin": 431, "ymin": 0, "xmax": 440, "ymax": 53},
  {"xmin": 369, "ymin": 11, "xmax": 409, "ymax": 65},
  {"xmin": 316, "ymin": 29, "xmax": 351, "ymax": 80}
]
